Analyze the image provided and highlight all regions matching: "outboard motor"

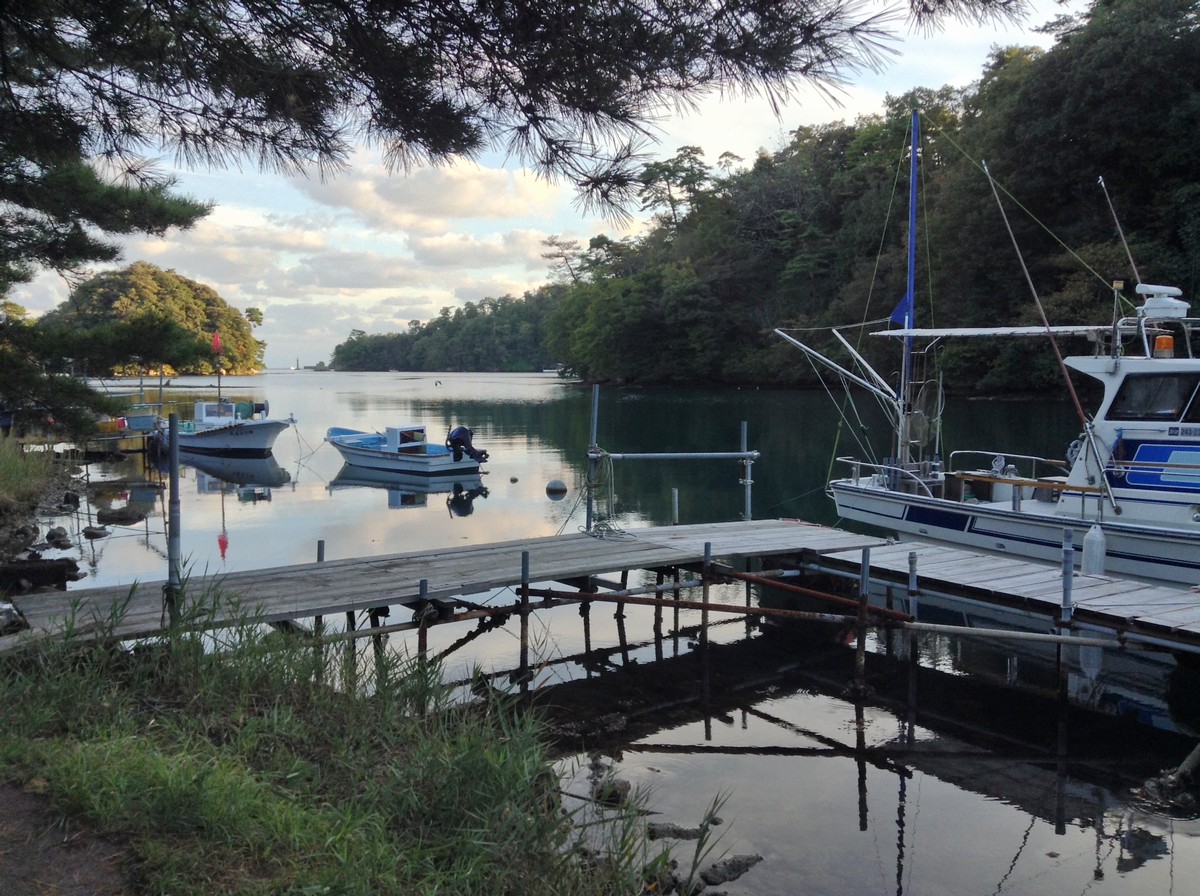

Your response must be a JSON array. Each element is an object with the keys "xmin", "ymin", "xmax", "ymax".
[{"xmin": 446, "ymin": 425, "xmax": 489, "ymax": 463}]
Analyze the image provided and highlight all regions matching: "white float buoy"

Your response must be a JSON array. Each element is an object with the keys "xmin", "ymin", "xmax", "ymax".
[{"xmin": 1082, "ymin": 523, "xmax": 1106, "ymax": 575}]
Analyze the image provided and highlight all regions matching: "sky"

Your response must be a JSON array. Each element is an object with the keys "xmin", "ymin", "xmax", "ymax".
[{"xmin": 12, "ymin": 1, "xmax": 1085, "ymax": 370}]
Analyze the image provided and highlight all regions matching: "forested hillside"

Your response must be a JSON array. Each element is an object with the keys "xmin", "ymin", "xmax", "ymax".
[{"xmin": 331, "ymin": 0, "xmax": 1200, "ymax": 393}]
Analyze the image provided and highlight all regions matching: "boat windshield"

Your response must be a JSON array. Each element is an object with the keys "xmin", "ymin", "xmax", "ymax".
[{"xmin": 1108, "ymin": 373, "xmax": 1200, "ymax": 421}]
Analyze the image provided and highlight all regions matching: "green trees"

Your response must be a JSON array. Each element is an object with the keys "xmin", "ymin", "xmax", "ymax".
[
  {"xmin": 533, "ymin": 0, "xmax": 1200, "ymax": 391},
  {"xmin": 330, "ymin": 290, "xmax": 559, "ymax": 373},
  {"xmin": 39, "ymin": 262, "xmax": 265, "ymax": 376}
]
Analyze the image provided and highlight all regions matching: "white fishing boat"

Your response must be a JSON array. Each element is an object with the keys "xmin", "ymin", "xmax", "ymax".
[
  {"xmin": 325, "ymin": 423, "xmax": 488, "ymax": 476},
  {"xmin": 170, "ymin": 399, "xmax": 294, "ymax": 456},
  {"xmin": 777, "ymin": 110, "xmax": 1200, "ymax": 587}
]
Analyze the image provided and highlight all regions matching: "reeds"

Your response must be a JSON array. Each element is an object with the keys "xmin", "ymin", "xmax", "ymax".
[
  {"xmin": 0, "ymin": 590, "xmax": 684, "ymax": 895},
  {"xmin": 0, "ymin": 434, "xmax": 56, "ymax": 520}
]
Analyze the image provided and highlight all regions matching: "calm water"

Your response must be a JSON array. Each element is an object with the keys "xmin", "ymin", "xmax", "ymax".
[{"xmin": 42, "ymin": 371, "xmax": 1200, "ymax": 894}]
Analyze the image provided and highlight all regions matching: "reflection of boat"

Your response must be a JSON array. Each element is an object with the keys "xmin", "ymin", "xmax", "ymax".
[
  {"xmin": 328, "ymin": 464, "xmax": 488, "ymax": 514},
  {"xmin": 181, "ymin": 452, "xmax": 292, "ymax": 488},
  {"xmin": 168, "ymin": 399, "xmax": 294, "ymax": 456},
  {"xmin": 776, "ymin": 110, "xmax": 1200, "ymax": 586},
  {"xmin": 325, "ymin": 424, "xmax": 487, "ymax": 476}
]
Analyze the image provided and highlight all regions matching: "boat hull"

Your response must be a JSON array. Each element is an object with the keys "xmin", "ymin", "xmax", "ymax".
[
  {"xmin": 176, "ymin": 419, "xmax": 291, "ymax": 457},
  {"xmin": 832, "ymin": 479, "xmax": 1200, "ymax": 586},
  {"xmin": 325, "ymin": 427, "xmax": 481, "ymax": 476}
]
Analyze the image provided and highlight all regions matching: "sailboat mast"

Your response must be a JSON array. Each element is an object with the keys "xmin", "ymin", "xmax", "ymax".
[{"xmin": 897, "ymin": 109, "xmax": 919, "ymax": 465}]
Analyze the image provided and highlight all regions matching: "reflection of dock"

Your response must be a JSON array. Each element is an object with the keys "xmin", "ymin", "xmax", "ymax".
[{"xmin": 10, "ymin": 519, "xmax": 1200, "ymax": 660}]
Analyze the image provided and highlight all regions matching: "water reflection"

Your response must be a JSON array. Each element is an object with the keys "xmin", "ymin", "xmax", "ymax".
[
  {"xmin": 327, "ymin": 465, "xmax": 489, "ymax": 515},
  {"xmin": 29, "ymin": 371, "xmax": 1200, "ymax": 893}
]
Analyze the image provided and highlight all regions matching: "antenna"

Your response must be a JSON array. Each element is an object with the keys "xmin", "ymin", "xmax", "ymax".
[
  {"xmin": 983, "ymin": 162, "xmax": 1119, "ymax": 512},
  {"xmin": 1098, "ymin": 176, "xmax": 1141, "ymax": 284}
]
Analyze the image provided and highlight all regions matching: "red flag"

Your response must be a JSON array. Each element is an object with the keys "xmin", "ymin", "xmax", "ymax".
[{"xmin": 212, "ymin": 331, "xmax": 222, "ymax": 354}]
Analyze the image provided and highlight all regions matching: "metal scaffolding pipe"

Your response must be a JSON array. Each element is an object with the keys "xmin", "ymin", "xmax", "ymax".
[
  {"xmin": 590, "ymin": 450, "xmax": 761, "ymax": 462},
  {"xmin": 722, "ymin": 568, "xmax": 912, "ymax": 621}
]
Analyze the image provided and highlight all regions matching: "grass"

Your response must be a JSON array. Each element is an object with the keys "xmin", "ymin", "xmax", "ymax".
[
  {"xmin": 0, "ymin": 592, "xmax": 686, "ymax": 895},
  {"xmin": 0, "ymin": 433, "xmax": 57, "ymax": 522}
]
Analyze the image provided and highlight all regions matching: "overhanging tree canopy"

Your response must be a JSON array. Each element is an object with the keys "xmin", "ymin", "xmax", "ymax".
[{"xmin": 1, "ymin": 0, "xmax": 1028, "ymax": 222}]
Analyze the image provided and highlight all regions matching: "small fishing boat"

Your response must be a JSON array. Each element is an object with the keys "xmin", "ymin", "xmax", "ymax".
[
  {"xmin": 169, "ymin": 399, "xmax": 294, "ymax": 456},
  {"xmin": 324, "ymin": 424, "xmax": 488, "ymax": 476},
  {"xmin": 778, "ymin": 110, "xmax": 1200, "ymax": 587}
]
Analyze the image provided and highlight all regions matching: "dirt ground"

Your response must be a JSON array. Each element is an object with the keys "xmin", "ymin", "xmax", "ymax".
[{"xmin": 0, "ymin": 783, "xmax": 129, "ymax": 894}]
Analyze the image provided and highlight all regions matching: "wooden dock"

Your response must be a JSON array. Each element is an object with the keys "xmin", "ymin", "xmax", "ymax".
[
  {"xmin": 5, "ymin": 517, "xmax": 1200, "ymax": 655},
  {"xmin": 0, "ymin": 519, "xmax": 877, "ymax": 652}
]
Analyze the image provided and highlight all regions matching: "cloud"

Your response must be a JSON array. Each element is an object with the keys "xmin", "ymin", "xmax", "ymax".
[{"xmin": 291, "ymin": 159, "xmax": 565, "ymax": 232}]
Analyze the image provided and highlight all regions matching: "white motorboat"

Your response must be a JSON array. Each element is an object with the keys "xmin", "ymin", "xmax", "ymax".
[
  {"xmin": 325, "ymin": 423, "xmax": 488, "ymax": 476},
  {"xmin": 777, "ymin": 110, "xmax": 1200, "ymax": 587},
  {"xmin": 170, "ymin": 399, "xmax": 294, "ymax": 456}
]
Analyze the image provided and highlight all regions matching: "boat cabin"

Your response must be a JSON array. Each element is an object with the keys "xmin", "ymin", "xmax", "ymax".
[{"xmin": 386, "ymin": 425, "xmax": 429, "ymax": 452}]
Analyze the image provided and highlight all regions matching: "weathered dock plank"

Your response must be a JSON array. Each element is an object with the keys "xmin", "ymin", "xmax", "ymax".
[
  {"xmin": 1, "ymin": 520, "xmax": 887, "ymax": 652},
  {"xmin": 8, "ymin": 516, "xmax": 1200, "ymax": 655}
]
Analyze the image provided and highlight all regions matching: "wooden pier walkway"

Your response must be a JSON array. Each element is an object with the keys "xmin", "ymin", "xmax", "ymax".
[
  {"xmin": 6, "ymin": 517, "xmax": 1200, "ymax": 655},
  {"xmin": 0, "ymin": 519, "xmax": 876, "ymax": 653}
]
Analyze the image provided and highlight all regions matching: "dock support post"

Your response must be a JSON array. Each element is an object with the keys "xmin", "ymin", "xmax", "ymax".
[
  {"xmin": 1056, "ymin": 529, "xmax": 1075, "ymax": 834},
  {"xmin": 672, "ymin": 567, "xmax": 681, "ymax": 652},
  {"xmin": 314, "ymin": 540, "xmax": 326, "ymax": 682},
  {"xmin": 906, "ymin": 551, "xmax": 919, "ymax": 745},
  {"xmin": 702, "ymin": 543, "xmax": 712, "ymax": 712},
  {"xmin": 671, "ymin": 488, "xmax": 679, "ymax": 525},
  {"xmin": 519, "ymin": 551, "xmax": 531, "ymax": 694},
  {"xmin": 654, "ymin": 570, "xmax": 665, "ymax": 661},
  {"xmin": 163, "ymin": 414, "xmax": 181, "ymax": 625},
  {"xmin": 585, "ymin": 385, "xmax": 600, "ymax": 532},
  {"xmin": 580, "ymin": 599, "xmax": 593, "ymax": 675},
  {"xmin": 314, "ymin": 540, "xmax": 325, "ymax": 634},
  {"xmin": 417, "ymin": 579, "xmax": 429, "ymax": 660},
  {"xmin": 740, "ymin": 421, "xmax": 753, "ymax": 521},
  {"xmin": 1060, "ymin": 529, "xmax": 1074, "ymax": 626},
  {"xmin": 855, "ymin": 548, "xmax": 870, "ymax": 691},
  {"xmin": 744, "ymin": 558, "xmax": 753, "ymax": 636}
]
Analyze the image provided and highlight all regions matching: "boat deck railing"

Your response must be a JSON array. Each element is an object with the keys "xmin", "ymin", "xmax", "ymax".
[
  {"xmin": 833, "ymin": 456, "xmax": 940, "ymax": 498},
  {"xmin": 947, "ymin": 450, "xmax": 1069, "ymax": 481}
]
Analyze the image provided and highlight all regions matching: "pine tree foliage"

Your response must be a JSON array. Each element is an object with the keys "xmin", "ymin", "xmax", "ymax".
[{"xmin": 2, "ymin": 0, "xmax": 1023, "ymax": 220}]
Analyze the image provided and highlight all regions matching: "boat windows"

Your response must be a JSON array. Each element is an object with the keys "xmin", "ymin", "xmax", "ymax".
[{"xmin": 1108, "ymin": 374, "xmax": 1200, "ymax": 421}]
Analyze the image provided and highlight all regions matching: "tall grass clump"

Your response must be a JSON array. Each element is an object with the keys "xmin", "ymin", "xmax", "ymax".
[
  {"xmin": 0, "ymin": 434, "xmax": 56, "ymax": 520},
  {"xmin": 0, "ymin": 595, "xmax": 669, "ymax": 895}
]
